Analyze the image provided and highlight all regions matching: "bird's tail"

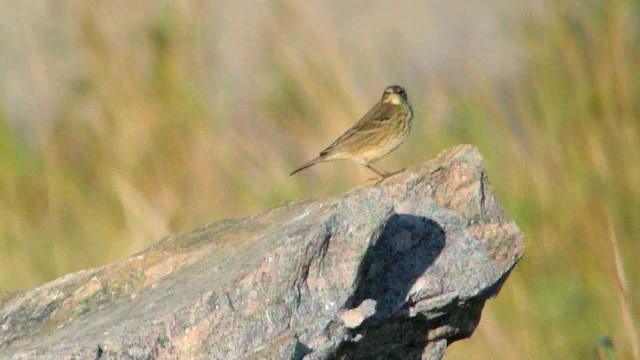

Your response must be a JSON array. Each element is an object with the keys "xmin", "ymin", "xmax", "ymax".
[{"xmin": 290, "ymin": 157, "xmax": 322, "ymax": 176}]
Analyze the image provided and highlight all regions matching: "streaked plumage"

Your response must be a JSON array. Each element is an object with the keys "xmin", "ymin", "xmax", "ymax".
[{"xmin": 290, "ymin": 85, "xmax": 413, "ymax": 179}]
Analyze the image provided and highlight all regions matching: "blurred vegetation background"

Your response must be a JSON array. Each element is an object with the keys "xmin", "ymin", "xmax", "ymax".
[{"xmin": 0, "ymin": 0, "xmax": 638, "ymax": 358}]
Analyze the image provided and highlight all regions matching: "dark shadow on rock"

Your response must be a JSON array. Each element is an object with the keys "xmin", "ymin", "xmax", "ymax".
[
  {"xmin": 292, "ymin": 338, "xmax": 313, "ymax": 360},
  {"xmin": 347, "ymin": 214, "xmax": 447, "ymax": 320},
  {"xmin": 331, "ymin": 299, "xmax": 486, "ymax": 360},
  {"xmin": 333, "ymin": 214, "xmax": 447, "ymax": 359}
]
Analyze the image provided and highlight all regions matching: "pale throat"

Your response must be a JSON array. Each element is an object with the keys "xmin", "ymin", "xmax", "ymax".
[{"xmin": 384, "ymin": 94, "xmax": 403, "ymax": 105}]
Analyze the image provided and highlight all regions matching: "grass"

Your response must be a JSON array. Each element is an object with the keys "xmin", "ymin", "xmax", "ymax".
[{"xmin": 1, "ymin": 0, "xmax": 638, "ymax": 358}]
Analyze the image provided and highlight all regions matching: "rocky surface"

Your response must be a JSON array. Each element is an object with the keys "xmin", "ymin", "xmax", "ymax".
[{"xmin": 0, "ymin": 145, "xmax": 524, "ymax": 360}]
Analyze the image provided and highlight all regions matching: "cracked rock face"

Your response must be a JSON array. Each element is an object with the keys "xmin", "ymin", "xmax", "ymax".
[{"xmin": 0, "ymin": 145, "xmax": 524, "ymax": 360}]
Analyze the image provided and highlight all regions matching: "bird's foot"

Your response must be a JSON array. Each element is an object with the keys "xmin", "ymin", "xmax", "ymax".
[{"xmin": 368, "ymin": 168, "xmax": 406, "ymax": 185}]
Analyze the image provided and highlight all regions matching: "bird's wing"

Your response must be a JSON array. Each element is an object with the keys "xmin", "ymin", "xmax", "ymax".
[{"xmin": 319, "ymin": 102, "xmax": 397, "ymax": 156}]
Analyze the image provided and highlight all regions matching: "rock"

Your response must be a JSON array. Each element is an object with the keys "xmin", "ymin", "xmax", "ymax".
[{"xmin": 0, "ymin": 144, "xmax": 524, "ymax": 360}]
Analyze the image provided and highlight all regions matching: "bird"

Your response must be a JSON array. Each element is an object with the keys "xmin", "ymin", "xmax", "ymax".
[{"xmin": 290, "ymin": 85, "xmax": 413, "ymax": 180}]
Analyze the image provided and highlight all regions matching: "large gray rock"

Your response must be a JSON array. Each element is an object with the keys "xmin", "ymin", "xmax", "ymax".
[{"xmin": 0, "ymin": 145, "xmax": 524, "ymax": 360}]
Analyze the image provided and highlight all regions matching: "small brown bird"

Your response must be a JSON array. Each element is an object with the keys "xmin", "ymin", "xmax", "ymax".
[{"xmin": 290, "ymin": 85, "xmax": 413, "ymax": 179}]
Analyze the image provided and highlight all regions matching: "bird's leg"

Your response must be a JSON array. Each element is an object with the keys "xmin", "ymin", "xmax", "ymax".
[
  {"xmin": 365, "ymin": 163, "xmax": 405, "ymax": 184},
  {"xmin": 365, "ymin": 164, "xmax": 390, "ymax": 178}
]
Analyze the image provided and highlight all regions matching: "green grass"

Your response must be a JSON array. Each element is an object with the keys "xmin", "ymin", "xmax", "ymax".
[{"xmin": 0, "ymin": 0, "xmax": 639, "ymax": 359}]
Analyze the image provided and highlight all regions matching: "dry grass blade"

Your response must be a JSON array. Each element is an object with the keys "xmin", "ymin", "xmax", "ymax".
[{"xmin": 608, "ymin": 215, "xmax": 640, "ymax": 360}]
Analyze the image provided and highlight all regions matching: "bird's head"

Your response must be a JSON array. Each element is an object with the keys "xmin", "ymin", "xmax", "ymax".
[{"xmin": 381, "ymin": 85, "xmax": 408, "ymax": 105}]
